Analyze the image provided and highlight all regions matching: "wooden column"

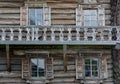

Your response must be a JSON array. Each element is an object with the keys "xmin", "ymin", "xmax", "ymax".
[
  {"xmin": 6, "ymin": 45, "xmax": 11, "ymax": 72},
  {"xmin": 63, "ymin": 45, "xmax": 67, "ymax": 72}
]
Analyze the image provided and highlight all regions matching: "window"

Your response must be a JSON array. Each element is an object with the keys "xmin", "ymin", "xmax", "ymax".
[
  {"xmin": 31, "ymin": 58, "xmax": 45, "ymax": 78},
  {"xmin": 85, "ymin": 58, "xmax": 99, "ymax": 77},
  {"xmin": 76, "ymin": 51, "xmax": 108, "ymax": 79},
  {"xmin": 84, "ymin": 10, "xmax": 98, "ymax": 26},
  {"xmin": 76, "ymin": 5, "xmax": 105, "ymax": 26},
  {"xmin": 22, "ymin": 55, "xmax": 54, "ymax": 79},
  {"xmin": 29, "ymin": 8, "xmax": 43, "ymax": 25},
  {"xmin": 21, "ymin": 4, "xmax": 51, "ymax": 26}
]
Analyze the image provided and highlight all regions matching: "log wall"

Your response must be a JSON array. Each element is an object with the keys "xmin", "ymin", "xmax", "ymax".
[
  {"xmin": 0, "ymin": 0, "xmax": 115, "ymax": 84},
  {"xmin": 0, "ymin": 45, "xmax": 114, "ymax": 84}
]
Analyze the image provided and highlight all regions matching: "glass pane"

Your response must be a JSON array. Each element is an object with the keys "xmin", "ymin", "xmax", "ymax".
[
  {"xmin": 92, "ymin": 71, "xmax": 98, "ymax": 77},
  {"xmin": 85, "ymin": 71, "xmax": 91, "ymax": 77},
  {"xmin": 92, "ymin": 65, "xmax": 98, "ymax": 70},
  {"xmin": 29, "ymin": 9, "xmax": 35, "ymax": 25},
  {"xmin": 91, "ymin": 20, "xmax": 98, "ymax": 26},
  {"xmin": 84, "ymin": 10, "xmax": 98, "ymax": 26},
  {"xmin": 92, "ymin": 59, "xmax": 98, "ymax": 65},
  {"xmin": 31, "ymin": 59, "xmax": 37, "ymax": 77},
  {"xmin": 38, "ymin": 59, "xmax": 45, "ymax": 77},
  {"xmin": 85, "ymin": 59, "xmax": 90, "ymax": 64},
  {"xmin": 36, "ymin": 9, "xmax": 43, "ymax": 25},
  {"xmin": 85, "ymin": 65, "xmax": 91, "ymax": 77}
]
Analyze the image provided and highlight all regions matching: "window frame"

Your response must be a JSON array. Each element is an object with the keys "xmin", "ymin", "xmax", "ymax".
[
  {"xmin": 84, "ymin": 57, "xmax": 100, "ymax": 79},
  {"xmin": 30, "ymin": 58, "xmax": 46, "ymax": 79}
]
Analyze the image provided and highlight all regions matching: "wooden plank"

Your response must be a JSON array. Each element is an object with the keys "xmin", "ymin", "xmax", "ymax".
[
  {"xmin": 52, "ymin": 9, "xmax": 75, "ymax": 14},
  {"xmin": 47, "ymin": 0, "xmax": 78, "ymax": 3},
  {"xmin": 48, "ymin": 3, "xmax": 77, "ymax": 8},
  {"xmin": 52, "ymin": 20, "xmax": 75, "ymax": 25},
  {"xmin": 0, "ymin": 20, "xmax": 20, "ymax": 25},
  {"xmin": 0, "ymin": 2, "xmax": 23, "ymax": 7},
  {"xmin": 0, "ymin": 8, "xmax": 20, "ymax": 14},
  {"xmin": 0, "ymin": 14, "xmax": 20, "ymax": 20},
  {"xmin": 52, "ymin": 14, "xmax": 75, "ymax": 20}
]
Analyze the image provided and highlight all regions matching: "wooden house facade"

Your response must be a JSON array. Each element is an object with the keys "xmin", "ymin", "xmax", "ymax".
[{"xmin": 0, "ymin": 0, "xmax": 120, "ymax": 84}]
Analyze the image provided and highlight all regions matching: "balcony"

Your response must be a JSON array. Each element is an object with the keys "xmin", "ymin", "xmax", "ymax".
[{"xmin": 0, "ymin": 25, "xmax": 119, "ymax": 45}]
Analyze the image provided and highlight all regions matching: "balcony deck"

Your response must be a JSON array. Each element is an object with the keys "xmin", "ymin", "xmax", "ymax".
[{"xmin": 0, "ymin": 25, "xmax": 119, "ymax": 45}]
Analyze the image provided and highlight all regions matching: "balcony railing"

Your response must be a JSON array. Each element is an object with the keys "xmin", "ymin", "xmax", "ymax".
[{"xmin": 0, "ymin": 26, "xmax": 120, "ymax": 45}]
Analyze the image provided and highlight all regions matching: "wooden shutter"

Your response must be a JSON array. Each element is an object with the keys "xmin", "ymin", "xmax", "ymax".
[
  {"xmin": 22, "ymin": 58, "xmax": 30, "ymax": 79},
  {"xmin": 20, "ymin": 5, "xmax": 28, "ymax": 26},
  {"xmin": 76, "ymin": 5, "xmax": 83, "ymax": 26},
  {"xmin": 46, "ymin": 57, "xmax": 54, "ymax": 79},
  {"xmin": 98, "ymin": 7, "xmax": 105, "ymax": 26},
  {"xmin": 100, "ymin": 57, "xmax": 108, "ymax": 79},
  {"xmin": 76, "ymin": 56, "xmax": 84, "ymax": 79},
  {"xmin": 43, "ymin": 4, "xmax": 51, "ymax": 26}
]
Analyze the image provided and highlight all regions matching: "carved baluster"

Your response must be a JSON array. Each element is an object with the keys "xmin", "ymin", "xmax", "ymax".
[
  {"xmin": 117, "ymin": 27, "xmax": 120, "ymax": 40},
  {"xmin": 34, "ymin": 28, "xmax": 39, "ymax": 41},
  {"xmin": 60, "ymin": 28, "xmax": 63, "ymax": 41},
  {"xmin": 51, "ymin": 28, "xmax": 55, "ymax": 41},
  {"xmin": 26, "ymin": 28, "xmax": 30, "ymax": 41},
  {"xmin": 68, "ymin": 28, "xmax": 72, "ymax": 41},
  {"xmin": 101, "ymin": 29, "xmax": 104, "ymax": 41},
  {"xmin": 76, "ymin": 28, "xmax": 80, "ymax": 41},
  {"xmin": 18, "ymin": 28, "xmax": 22, "ymax": 41},
  {"xmin": 92, "ymin": 28, "xmax": 96, "ymax": 41},
  {"xmin": 84, "ymin": 28, "xmax": 88, "ymax": 41},
  {"xmin": 32, "ymin": 27, "xmax": 34, "ymax": 41},
  {"xmin": 43, "ymin": 28, "xmax": 47, "ymax": 41},
  {"xmin": 10, "ymin": 28, "xmax": 14, "ymax": 41},
  {"xmin": 108, "ymin": 28, "xmax": 112, "ymax": 41},
  {"xmin": 2, "ymin": 28, "xmax": 6, "ymax": 41}
]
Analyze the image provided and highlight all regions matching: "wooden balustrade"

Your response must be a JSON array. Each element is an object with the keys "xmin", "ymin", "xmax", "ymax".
[{"xmin": 0, "ymin": 26, "xmax": 119, "ymax": 45}]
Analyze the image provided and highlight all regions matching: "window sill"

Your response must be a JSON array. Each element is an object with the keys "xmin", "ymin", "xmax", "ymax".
[{"xmin": 28, "ymin": 77, "xmax": 46, "ymax": 80}]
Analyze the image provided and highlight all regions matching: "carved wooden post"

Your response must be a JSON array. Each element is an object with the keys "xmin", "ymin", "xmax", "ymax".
[
  {"xmin": 63, "ymin": 45, "xmax": 67, "ymax": 72},
  {"xmin": 6, "ymin": 45, "xmax": 11, "ymax": 72}
]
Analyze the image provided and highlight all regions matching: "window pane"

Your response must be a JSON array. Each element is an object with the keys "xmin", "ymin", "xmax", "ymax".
[
  {"xmin": 85, "ymin": 59, "xmax": 90, "ymax": 64},
  {"xmin": 84, "ymin": 10, "xmax": 98, "ymax": 26},
  {"xmin": 31, "ymin": 59, "xmax": 37, "ymax": 77},
  {"xmin": 31, "ymin": 59, "xmax": 45, "ymax": 77},
  {"xmin": 29, "ymin": 9, "xmax": 35, "ymax": 25},
  {"xmin": 92, "ymin": 59, "xmax": 98, "ymax": 65},
  {"xmin": 92, "ymin": 71, "xmax": 98, "ymax": 77},
  {"xmin": 29, "ymin": 8, "xmax": 43, "ymax": 25},
  {"xmin": 36, "ymin": 9, "xmax": 43, "ymax": 25},
  {"xmin": 38, "ymin": 59, "xmax": 45, "ymax": 77}
]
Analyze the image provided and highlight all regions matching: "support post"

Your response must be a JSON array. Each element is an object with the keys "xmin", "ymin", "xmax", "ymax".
[
  {"xmin": 6, "ymin": 45, "xmax": 11, "ymax": 72},
  {"xmin": 63, "ymin": 45, "xmax": 67, "ymax": 72}
]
